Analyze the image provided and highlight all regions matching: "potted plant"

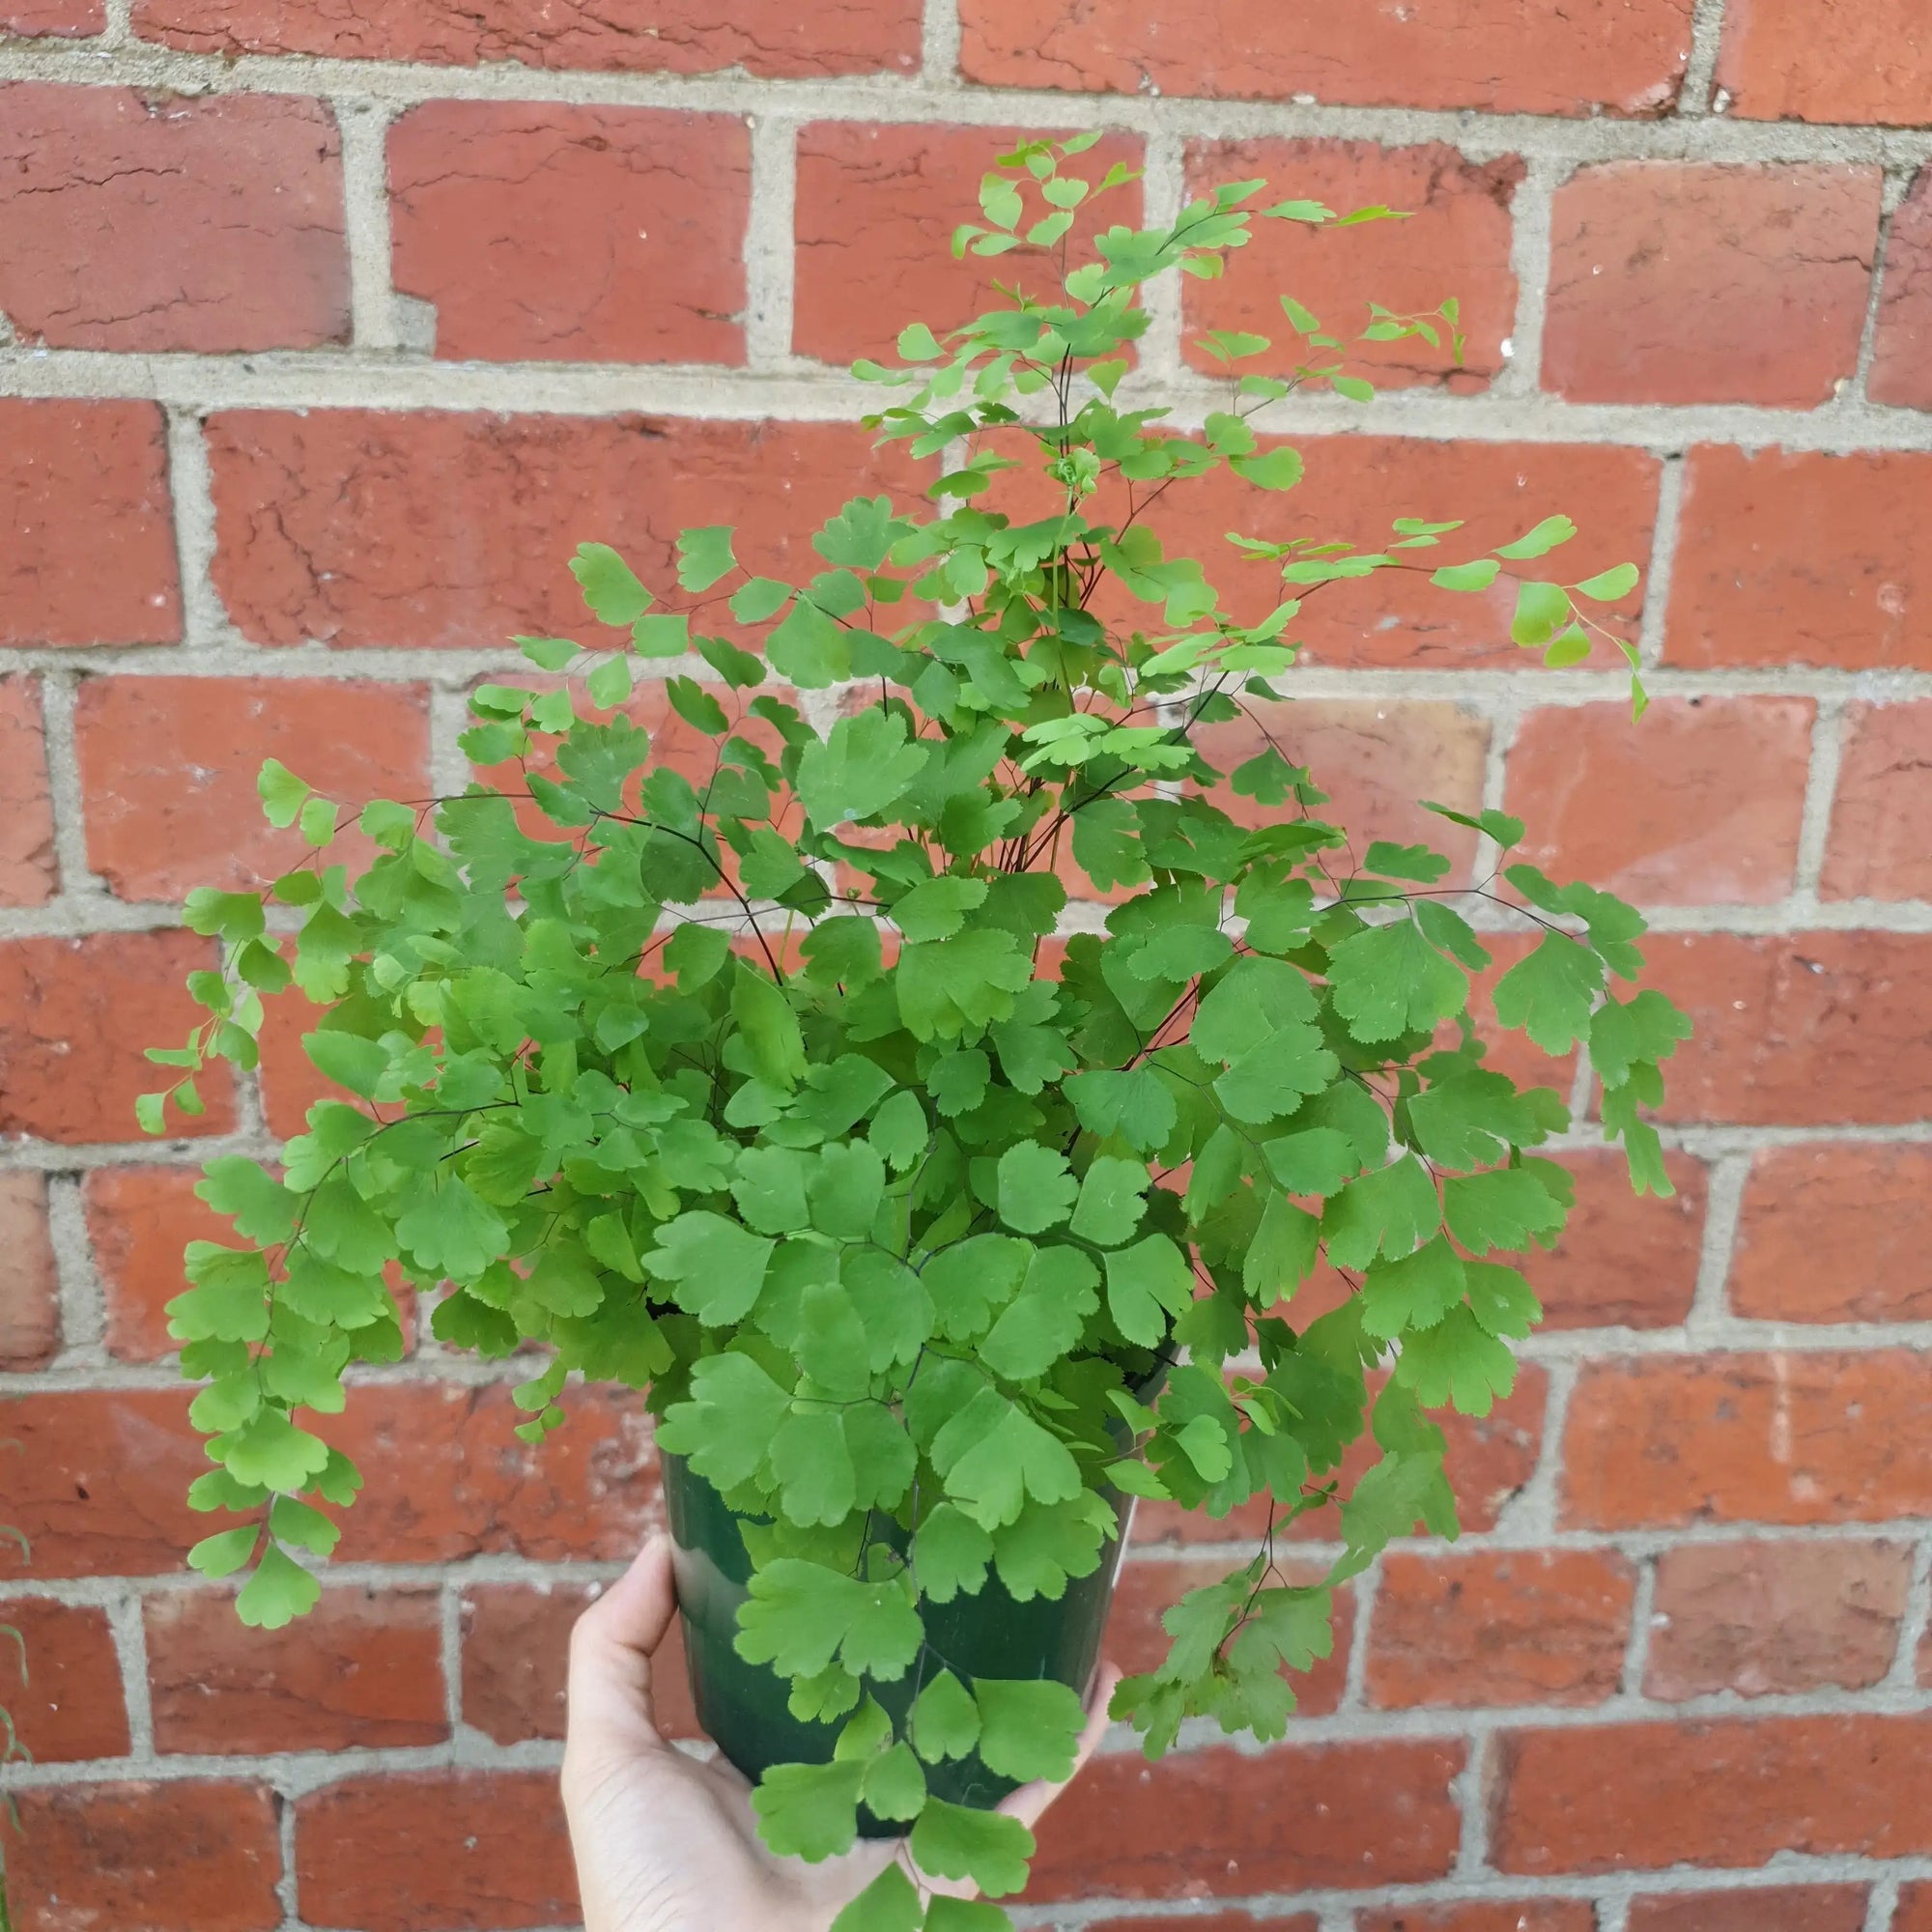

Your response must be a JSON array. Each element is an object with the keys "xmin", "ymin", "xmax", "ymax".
[{"xmin": 144, "ymin": 131, "xmax": 1689, "ymax": 1928}]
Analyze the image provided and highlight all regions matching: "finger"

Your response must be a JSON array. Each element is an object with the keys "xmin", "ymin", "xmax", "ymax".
[
  {"xmin": 565, "ymin": 1533, "xmax": 679, "ymax": 1757},
  {"xmin": 996, "ymin": 1661, "xmax": 1122, "ymax": 1833}
]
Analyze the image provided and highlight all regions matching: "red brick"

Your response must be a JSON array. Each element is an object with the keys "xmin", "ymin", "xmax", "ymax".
[
  {"xmin": 793, "ymin": 122, "xmax": 1143, "ymax": 366},
  {"xmin": 0, "ymin": 930, "xmax": 236, "ymax": 1143},
  {"xmin": 0, "ymin": 1170, "xmax": 58, "ymax": 1368},
  {"xmin": 0, "ymin": 1598, "xmax": 129, "ymax": 1761},
  {"xmin": 1, "ymin": 1389, "xmax": 206, "ymax": 1577},
  {"xmin": 1522, "ymin": 1150, "xmax": 1705, "ymax": 1331},
  {"xmin": 1718, "ymin": 0, "xmax": 1932, "ymax": 125},
  {"xmin": 75, "ymin": 675, "xmax": 431, "ymax": 900},
  {"xmin": 1032, "ymin": 1740, "xmax": 1463, "ymax": 1898},
  {"xmin": 1821, "ymin": 700, "xmax": 1932, "ymax": 899},
  {"xmin": 297, "ymin": 1770, "xmax": 573, "ymax": 1932},
  {"xmin": 461, "ymin": 1578, "xmax": 698, "ymax": 1745},
  {"xmin": 1183, "ymin": 140, "xmax": 1520, "ymax": 391},
  {"xmin": 1506, "ymin": 698, "xmax": 1812, "ymax": 906},
  {"xmin": 7, "ymin": 1780, "xmax": 281, "ymax": 1932},
  {"xmin": 0, "ymin": 674, "xmax": 55, "ymax": 905},
  {"xmin": 1493, "ymin": 1712, "xmax": 1932, "ymax": 1873},
  {"xmin": 1358, "ymin": 1908, "xmax": 1595, "ymax": 1932},
  {"xmin": 147, "ymin": 1584, "xmax": 445, "ymax": 1753},
  {"xmin": 321, "ymin": 1381, "xmax": 661, "ymax": 1565},
  {"xmin": 1731, "ymin": 1144, "xmax": 1932, "ymax": 1323},
  {"xmin": 1138, "ymin": 1368, "xmax": 1548, "ymax": 1546},
  {"xmin": 1108, "ymin": 1554, "xmax": 1351, "ymax": 1716},
  {"xmin": 389, "ymin": 103, "xmax": 748, "ymax": 365},
  {"xmin": 1645, "ymin": 1539, "xmax": 1912, "ymax": 1701},
  {"xmin": 1091, "ymin": 1916, "xmax": 1317, "ymax": 1932},
  {"xmin": 134, "ymin": 0, "xmax": 917, "ymax": 72},
  {"xmin": 959, "ymin": 0, "xmax": 1691, "ymax": 114},
  {"xmin": 1, "ymin": 0, "xmax": 102, "ymax": 31},
  {"xmin": 207, "ymin": 411, "xmax": 926, "ymax": 649},
  {"xmin": 84, "ymin": 1163, "xmax": 229, "ymax": 1359},
  {"xmin": 1563, "ymin": 1350, "xmax": 1932, "ymax": 1530},
  {"xmin": 1544, "ymin": 164, "xmax": 1881, "ymax": 408},
  {"xmin": 1872, "ymin": 167, "xmax": 1932, "ymax": 411},
  {"xmin": 1368, "ymin": 1549, "xmax": 1634, "ymax": 1709},
  {"xmin": 0, "ymin": 85, "xmax": 347, "ymax": 353},
  {"xmin": 1629, "ymin": 932, "xmax": 1932, "ymax": 1126},
  {"xmin": 1195, "ymin": 698, "xmax": 1489, "ymax": 883},
  {"xmin": 0, "ymin": 398, "xmax": 181, "ymax": 647},
  {"xmin": 1139, "ymin": 435, "xmax": 1658, "ymax": 670},
  {"xmin": 1899, "ymin": 1883, "xmax": 1932, "ymax": 1932},
  {"xmin": 1667, "ymin": 446, "xmax": 1932, "ymax": 670},
  {"xmin": 1628, "ymin": 1889, "xmax": 1867, "ymax": 1932}
]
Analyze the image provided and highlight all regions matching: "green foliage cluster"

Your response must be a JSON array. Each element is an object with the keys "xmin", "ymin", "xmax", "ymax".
[{"xmin": 144, "ymin": 133, "xmax": 1689, "ymax": 1924}]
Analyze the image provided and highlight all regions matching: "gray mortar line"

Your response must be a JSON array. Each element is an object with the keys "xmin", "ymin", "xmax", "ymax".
[
  {"xmin": 1619, "ymin": 1552, "xmax": 1660, "ymax": 1701},
  {"xmin": 920, "ymin": 0, "xmax": 961, "ymax": 90},
  {"xmin": 1792, "ymin": 696, "xmax": 1850, "ymax": 896},
  {"xmin": 14, "ymin": 348, "xmax": 1932, "ymax": 455},
  {"xmin": 33, "ymin": 668, "xmax": 105, "ymax": 899},
  {"xmin": 97, "ymin": 0, "xmax": 131, "ymax": 46},
  {"xmin": 1679, "ymin": 1151, "xmax": 1751, "ymax": 1345},
  {"xmin": 1490, "ymin": 1355, "xmax": 1577, "ymax": 1544},
  {"xmin": 1634, "ymin": 449, "xmax": 1688, "ymax": 672},
  {"xmin": 105, "ymin": 1589, "xmax": 154, "ymax": 1758},
  {"xmin": 1866, "ymin": 1879, "xmax": 1903, "ymax": 1932},
  {"xmin": 1496, "ymin": 152, "xmax": 1563, "ymax": 400},
  {"xmin": 744, "ymin": 111, "xmax": 800, "ymax": 371},
  {"xmin": 162, "ymin": 402, "xmax": 233, "ymax": 651},
  {"xmin": 1884, "ymin": 1537, "xmax": 1932, "ymax": 1692},
  {"xmin": 43, "ymin": 1170, "xmax": 105, "ymax": 1362},
  {"xmin": 333, "ymin": 96, "xmax": 402, "ymax": 353},
  {"xmin": 1339, "ymin": 1554, "xmax": 1378, "ymax": 1715},
  {"xmin": 1681, "ymin": 0, "xmax": 1730, "ymax": 118}
]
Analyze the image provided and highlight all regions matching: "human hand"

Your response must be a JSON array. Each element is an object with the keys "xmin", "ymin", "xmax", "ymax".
[{"xmin": 560, "ymin": 1535, "xmax": 1118, "ymax": 1932}]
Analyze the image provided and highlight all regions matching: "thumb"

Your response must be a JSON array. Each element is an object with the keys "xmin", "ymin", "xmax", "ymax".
[{"xmin": 565, "ymin": 1532, "xmax": 680, "ymax": 1761}]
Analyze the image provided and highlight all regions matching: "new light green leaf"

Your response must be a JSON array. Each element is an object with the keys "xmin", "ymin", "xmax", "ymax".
[
  {"xmin": 911, "ymin": 1801, "xmax": 1035, "ymax": 1898},
  {"xmin": 798, "ymin": 710, "xmax": 930, "ymax": 828},
  {"xmin": 1104, "ymin": 1233, "xmax": 1194, "ymax": 1348},
  {"xmin": 643, "ymin": 1212, "xmax": 775, "ymax": 1325},
  {"xmin": 571, "ymin": 542, "xmax": 652, "ymax": 625},
  {"xmin": 973, "ymin": 1677, "xmax": 1087, "ymax": 1782},
  {"xmin": 1326, "ymin": 919, "xmax": 1467, "ymax": 1043},
  {"xmin": 931, "ymin": 1387, "xmax": 1083, "ymax": 1529},
  {"xmin": 996, "ymin": 1143, "xmax": 1077, "ymax": 1235}
]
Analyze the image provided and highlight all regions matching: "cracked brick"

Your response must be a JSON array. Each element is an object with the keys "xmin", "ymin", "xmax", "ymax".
[
  {"xmin": 0, "ymin": 673, "xmax": 55, "ymax": 906},
  {"xmin": 959, "ymin": 0, "xmax": 1692, "ymax": 115},
  {"xmin": 131, "ymin": 0, "xmax": 918, "ymax": 76},
  {"xmin": 388, "ymin": 102, "xmax": 750, "ymax": 364},
  {"xmin": 1182, "ymin": 139, "xmax": 1522, "ymax": 392},
  {"xmin": 1872, "ymin": 165, "xmax": 1932, "ymax": 412},
  {"xmin": 0, "ymin": 84, "xmax": 348, "ymax": 353},
  {"xmin": 1544, "ymin": 162, "xmax": 1883, "ymax": 407}
]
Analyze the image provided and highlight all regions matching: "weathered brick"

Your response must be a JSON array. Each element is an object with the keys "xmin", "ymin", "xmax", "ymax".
[
  {"xmin": 1, "ymin": 1389, "xmax": 205, "ymax": 1577},
  {"xmin": 1109, "ymin": 1553, "xmax": 1351, "ymax": 1716},
  {"xmin": 133, "ymin": 0, "xmax": 919, "ymax": 73},
  {"xmin": 0, "ymin": 930, "xmax": 235, "ymax": 1143},
  {"xmin": 0, "ymin": 1599, "xmax": 129, "ymax": 1761},
  {"xmin": 389, "ymin": 104, "xmax": 748, "ymax": 364},
  {"xmin": 206, "ymin": 412, "xmax": 925, "ymax": 649},
  {"xmin": 1492, "ymin": 1713, "xmax": 1932, "ymax": 1873},
  {"xmin": 1632, "ymin": 932, "xmax": 1932, "ymax": 1125},
  {"xmin": 320, "ymin": 1381, "xmax": 661, "ymax": 1566},
  {"xmin": 957, "ymin": 0, "xmax": 1692, "ymax": 115},
  {"xmin": 84, "ymin": 1164, "xmax": 230, "ymax": 1360},
  {"xmin": 297, "ymin": 1770, "xmax": 575, "ymax": 1932},
  {"xmin": 1196, "ymin": 698, "xmax": 1488, "ymax": 882},
  {"xmin": 1143, "ymin": 436, "xmax": 1657, "ymax": 669},
  {"xmin": 0, "ymin": 1170, "xmax": 59, "ymax": 1368},
  {"xmin": 1506, "ymin": 698, "xmax": 1813, "ymax": 906},
  {"xmin": 1667, "ymin": 445, "xmax": 1932, "ymax": 669},
  {"xmin": 0, "ymin": 674, "xmax": 55, "ymax": 905},
  {"xmin": 1821, "ymin": 700, "xmax": 1932, "ymax": 899},
  {"xmin": 1717, "ymin": 0, "xmax": 1932, "ymax": 125},
  {"xmin": 1731, "ymin": 1144, "xmax": 1932, "ymax": 1323},
  {"xmin": 1357, "ymin": 1907, "xmax": 1595, "ymax": 1932},
  {"xmin": 461, "ymin": 1578, "xmax": 698, "ymax": 1745},
  {"xmin": 1030, "ymin": 1741, "xmax": 1463, "ymax": 1898},
  {"xmin": 1090, "ymin": 1915, "xmax": 1318, "ymax": 1932},
  {"xmin": 1899, "ymin": 1882, "xmax": 1932, "ymax": 1932},
  {"xmin": 147, "ymin": 1585, "xmax": 446, "ymax": 1755},
  {"xmin": 1, "ymin": 0, "xmax": 103, "ymax": 31},
  {"xmin": 6, "ymin": 1781, "xmax": 282, "ymax": 1932},
  {"xmin": 0, "ymin": 399, "xmax": 181, "ymax": 648},
  {"xmin": 1367, "ymin": 1549, "xmax": 1635, "ymax": 1709},
  {"xmin": 1544, "ymin": 164, "xmax": 1881, "ymax": 407},
  {"xmin": 1628, "ymin": 1887, "xmax": 1868, "ymax": 1932},
  {"xmin": 793, "ymin": 122, "xmax": 1142, "ymax": 364},
  {"xmin": 0, "ymin": 85, "xmax": 347, "ymax": 353},
  {"xmin": 1183, "ymin": 140, "xmax": 1520, "ymax": 390},
  {"xmin": 1563, "ymin": 1350, "xmax": 1932, "ymax": 1529},
  {"xmin": 1872, "ymin": 166, "xmax": 1932, "ymax": 411},
  {"xmin": 1645, "ymin": 1539, "xmax": 1912, "ymax": 1701},
  {"xmin": 1522, "ymin": 1150, "xmax": 1705, "ymax": 1331},
  {"xmin": 74, "ymin": 675, "xmax": 431, "ymax": 900}
]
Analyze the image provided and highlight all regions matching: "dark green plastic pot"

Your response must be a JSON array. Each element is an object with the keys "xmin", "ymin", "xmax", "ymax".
[{"xmin": 663, "ymin": 1454, "xmax": 1133, "ymax": 1827}]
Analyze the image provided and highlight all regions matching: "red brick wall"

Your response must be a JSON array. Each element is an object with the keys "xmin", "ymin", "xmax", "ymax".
[{"xmin": 2, "ymin": 4, "xmax": 1930, "ymax": 1929}]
